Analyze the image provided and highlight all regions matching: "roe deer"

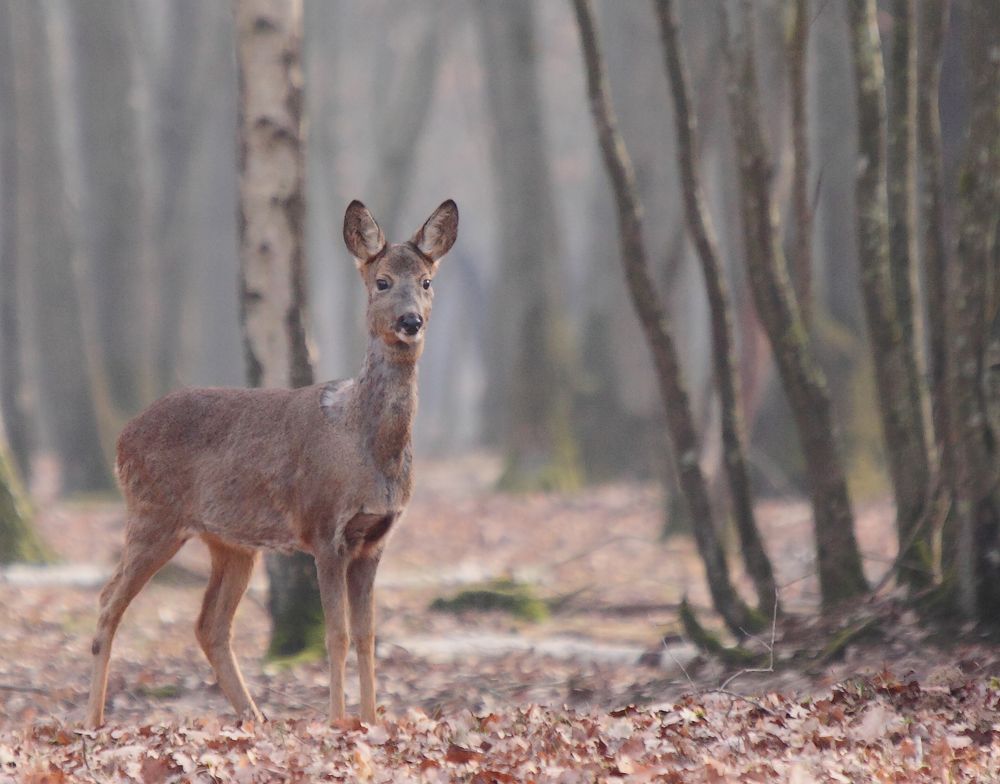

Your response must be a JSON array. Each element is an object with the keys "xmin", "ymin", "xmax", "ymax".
[{"xmin": 86, "ymin": 199, "xmax": 458, "ymax": 728}]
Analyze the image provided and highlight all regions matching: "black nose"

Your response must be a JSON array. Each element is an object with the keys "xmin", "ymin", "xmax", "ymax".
[{"xmin": 398, "ymin": 313, "xmax": 423, "ymax": 335}]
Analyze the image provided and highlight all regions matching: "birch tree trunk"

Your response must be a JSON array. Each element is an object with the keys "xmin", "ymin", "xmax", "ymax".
[
  {"xmin": 724, "ymin": 3, "xmax": 868, "ymax": 608},
  {"xmin": 235, "ymin": 0, "xmax": 322, "ymax": 657},
  {"xmin": 847, "ymin": 0, "xmax": 933, "ymax": 588},
  {"xmin": 653, "ymin": 0, "xmax": 777, "ymax": 617},
  {"xmin": 572, "ymin": 0, "xmax": 760, "ymax": 636}
]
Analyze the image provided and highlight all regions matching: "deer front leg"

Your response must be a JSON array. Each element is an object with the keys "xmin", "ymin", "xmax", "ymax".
[
  {"xmin": 315, "ymin": 550, "xmax": 349, "ymax": 721},
  {"xmin": 347, "ymin": 552, "xmax": 381, "ymax": 724}
]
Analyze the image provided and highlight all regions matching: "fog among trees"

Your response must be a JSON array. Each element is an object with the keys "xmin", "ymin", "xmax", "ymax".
[{"xmin": 1, "ymin": 0, "xmax": 999, "ymax": 658}]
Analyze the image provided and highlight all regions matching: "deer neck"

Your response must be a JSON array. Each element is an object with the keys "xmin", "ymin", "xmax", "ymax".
[{"xmin": 353, "ymin": 337, "xmax": 418, "ymax": 473}]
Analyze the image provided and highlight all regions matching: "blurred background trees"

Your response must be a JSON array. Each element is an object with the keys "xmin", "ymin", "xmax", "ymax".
[{"xmin": 0, "ymin": 0, "xmax": 997, "ymax": 638}]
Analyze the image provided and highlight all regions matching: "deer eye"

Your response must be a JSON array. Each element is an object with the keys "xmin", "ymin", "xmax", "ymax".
[
  {"xmin": 422, "ymin": 279, "xmax": 431, "ymax": 290},
  {"xmin": 376, "ymin": 278, "xmax": 390, "ymax": 291}
]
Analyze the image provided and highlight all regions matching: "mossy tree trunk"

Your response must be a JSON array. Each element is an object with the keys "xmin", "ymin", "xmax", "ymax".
[
  {"xmin": 476, "ymin": 0, "xmax": 581, "ymax": 492},
  {"xmin": 723, "ymin": 2, "xmax": 868, "ymax": 609},
  {"xmin": 786, "ymin": 0, "xmax": 814, "ymax": 328},
  {"xmin": 234, "ymin": 0, "xmax": 323, "ymax": 658},
  {"xmin": 572, "ymin": 0, "xmax": 760, "ymax": 637},
  {"xmin": 653, "ymin": 0, "xmax": 777, "ymax": 618},
  {"xmin": 847, "ymin": 0, "xmax": 934, "ymax": 589},
  {"xmin": 0, "ymin": 434, "xmax": 45, "ymax": 565},
  {"xmin": 917, "ymin": 0, "xmax": 952, "ymax": 542},
  {"xmin": 887, "ymin": 0, "xmax": 937, "ymax": 586},
  {"xmin": 0, "ymin": 2, "xmax": 32, "ymax": 482},
  {"xmin": 950, "ymin": 0, "xmax": 1000, "ymax": 622}
]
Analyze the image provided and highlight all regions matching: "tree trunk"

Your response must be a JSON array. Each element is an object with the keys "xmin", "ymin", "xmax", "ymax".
[
  {"xmin": 723, "ymin": 3, "xmax": 868, "ymax": 608},
  {"xmin": 653, "ymin": 0, "xmax": 777, "ymax": 617},
  {"xmin": 476, "ymin": 0, "xmax": 581, "ymax": 491},
  {"xmin": 0, "ymin": 428, "xmax": 45, "ymax": 564},
  {"xmin": 67, "ymin": 0, "xmax": 147, "ymax": 419},
  {"xmin": 46, "ymin": 0, "xmax": 126, "ymax": 471},
  {"xmin": 154, "ymin": 5, "xmax": 217, "ymax": 393},
  {"xmin": 365, "ymin": 4, "xmax": 442, "ymax": 240},
  {"xmin": 950, "ymin": 0, "xmax": 1000, "ymax": 622},
  {"xmin": 572, "ymin": 0, "xmax": 759, "ymax": 636},
  {"xmin": 234, "ymin": 0, "xmax": 323, "ymax": 657},
  {"xmin": 0, "ymin": 1, "xmax": 33, "ymax": 481},
  {"xmin": 917, "ymin": 0, "xmax": 951, "ymax": 500},
  {"xmin": 12, "ymin": 0, "xmax": 111, "ymax": 495},
  {"xmin": 847, "ymin": 0, "xmax": 933, "ymax": 588},
  {"xmin": 786, "ymin": 0, "xmax": 813, "ymax": 327}
]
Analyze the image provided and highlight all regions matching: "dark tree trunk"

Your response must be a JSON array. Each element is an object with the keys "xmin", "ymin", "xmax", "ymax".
[
  {"xmin": 476, "ymin": 0, "xmax": 581, "ymax": 491},
  {"xmin": 950, "ymin": 0, "xmax": 1000, "ymax": 622},
  {"xmin": 572, "ymin": 0, "xmax": 760, "ymax": 636},
  {"xmin": 235, "ymin": 0, "xmax": 323, "ymax": 658},
  {"xmin": 847, "ymin": 0, "xmax": 933, "ymax": 588},
  {"xmin": 723, "ymin": 3, "xmax": 868, "ymax": 608},
  {"xmin": 653, "ymin": 0, "xmax": 777, "ymax": 617},
  {"xmin": 787, "ymin": 0, "xmax": 813, "ymax": 327}
]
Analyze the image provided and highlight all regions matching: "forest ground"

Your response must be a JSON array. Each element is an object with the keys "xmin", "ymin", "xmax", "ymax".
[{"xmin": 3, "ymin": 455, "xmax": 1000, "ymax": 781}]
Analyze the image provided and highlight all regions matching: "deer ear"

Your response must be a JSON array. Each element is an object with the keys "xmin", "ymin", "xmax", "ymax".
[
  {"xmin": 411, "ymin": 200, "xmax": 459, "ymax": 263},
  {"xmin": 343, "ymin": 200, "xmax": 386, "ymax": 265}
]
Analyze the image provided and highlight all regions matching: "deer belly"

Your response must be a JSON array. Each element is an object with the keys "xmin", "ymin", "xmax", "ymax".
[{"xmin": 342, "ymin": 512, "xmax": 398, "ymax": 556}]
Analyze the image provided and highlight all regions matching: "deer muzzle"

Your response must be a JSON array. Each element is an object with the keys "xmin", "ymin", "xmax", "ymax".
[{"xmin": 396, "ymin": 312, "xmax": 424, "ymax": 337}]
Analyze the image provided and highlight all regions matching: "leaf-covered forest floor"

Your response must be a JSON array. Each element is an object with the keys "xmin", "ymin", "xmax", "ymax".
[{"xmin": 3, "ymin": 455, "xmax": 1000, "ymax": 781}]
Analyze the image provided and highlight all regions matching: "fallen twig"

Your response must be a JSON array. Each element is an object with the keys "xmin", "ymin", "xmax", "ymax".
[{"xmin": 0, "ymin": 682, "xmax": 46, "ymax": 694}]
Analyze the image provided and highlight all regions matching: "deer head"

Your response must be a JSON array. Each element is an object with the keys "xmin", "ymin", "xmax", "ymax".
[{"xmin": 344, "ymin": 200, "xmax": 459, "ymax": 361}]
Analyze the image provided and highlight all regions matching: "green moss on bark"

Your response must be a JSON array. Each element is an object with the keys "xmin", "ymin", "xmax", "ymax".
[
  {"xmin": 0, "ymin": 442, "xmax": 48, "ymax": 565},
  {"xmin": 265, "ymin": 551, "xmax": 325, "ymax": 660}
]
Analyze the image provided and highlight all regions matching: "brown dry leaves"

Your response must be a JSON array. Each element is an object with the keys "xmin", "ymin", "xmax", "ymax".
[{"xmin": 4, "ymin": 670, "xmax": 1000, "ymax": 782}]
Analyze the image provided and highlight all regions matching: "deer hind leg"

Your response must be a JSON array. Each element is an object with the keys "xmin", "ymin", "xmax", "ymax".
[
  {"xmin": 347, "ymin": 552, "xmax": 381, "ymax": 724},
  {"xmin": 315, "ymin": 549, "xmax": 349, "ymax": 722},
  {"xmin": 86, "ymin": 521, "xmax": 185, "ymax": 728},
  {"xmin": 196, "ymin": 537, "xmax": 263, "ymax": 722}
]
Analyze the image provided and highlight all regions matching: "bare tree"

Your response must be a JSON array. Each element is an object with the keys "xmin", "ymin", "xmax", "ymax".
[
  {"xmin": 653, "ymin": 0, "xmax": 776, "ymax": 617},
  {"xmin": 476, "ymin": 0, "xmax": 581, "ymax": 491},
  {"xmin": 235, "ymin": 0, "xmax": 322, "ymax": 657},
  {"xmin": 365, "ymin": 5, "xmax": 443, "ymax": 240},
  {"xmin": 0, "ymin": 0, "xmax": 33, "ymax": 480},
  {"xmin": 786, "ymin": 0, "xmax": 813, "ymax": 325},
  {"xmin": 917, "ymin": 0, "xmax": 951, "ymax": 489},
  {"xmin": 950, "ymin": 0, "xmax": 1000, "ymax": 620},
  {"xmin": 66, "ymin": 0, "xmax": 148, "ymax": 419},
  {"xmin": 11, "ymin": 0, "xmax": 111, "ymax": 494},
  {"xmin": 572, "ymin": 0, "xmax": 760, "ymax": 636},
  {"xmin": 847, "ymin": 0, "xmax": 933, "ymax": 588},
  {"xmin": 723, "ymin": 2, "xmax": 868, "ymax": 608}
]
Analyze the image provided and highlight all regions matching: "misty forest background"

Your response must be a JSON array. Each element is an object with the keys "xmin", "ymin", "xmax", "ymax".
[{"xmin": 1, "ymin": 0, "xmax": 999, "ymax": 658}]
